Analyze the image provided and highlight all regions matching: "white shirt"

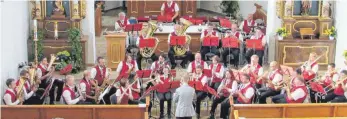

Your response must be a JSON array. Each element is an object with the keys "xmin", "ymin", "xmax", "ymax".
[
  {"xmin": 161, "ymin": 2, "xmax": 179, "ymax": 11},
  {"xmin": 91, "ymin": 66, "xmax": 109, "ymax": 80},
  {"xmin": 3, "ymin": 88, "xmax": 20, "ymax": 105},
  {"xmin": 250, "ymin": 35, "xmax": 266, "ymax": 46},
  {"xmin": 239, "ymin": 20, "xmax": 258, "ymax": 31},
  {"xmin": 268, "ymin": 70, "xmax": 283, "ymax": 85},
  {"xmin": 209, "ymin": 63, "xmax": 224, "ymax": 79},
  {"xmin": 290, "ymin": 87, "xmax": 306, "ymax": 101},
  {"xmin": 218, "ymin": 80, "xmax": 238, "ymax": 94},
  {"xmin": 114, "ymin": 19, "xmax": 130, "ymax": 32},
  {"xmin": 150, "ymin": 61, "xmax": 169, "ymax": 71},
  {"xmin": 116, "ymin": 61, "xmax": 139, "ymax": 73},
  {"xmin": 240, "ymin": 83, "xmax": 255, "ymax": 99},
  {"xmin": 225, "ymin": 31, "xmax": 243, "ymax": 41},
  {"xmin": 79, "ymin": 79, "xmax": 90, "ymax": 93},
  {"xmin": 22, "ymin": 81, "xmax": 34, "ymax": 100},
  {"xmin": 200, "ymin": 30, "xmax": 219, "ymax": 40},
  {"xmin": 187, "ymin": 60, "xmax": 208, "ymax": 73},
  {"xmin": 61, "ymin": 85, "xmax": 80, "ymax": 105},
  {"xmin": 195, "ymin": 73, "xmax": 208, "ymax": 86},
  {"xmin": 36, "ymin": 64, "xmax": 48, "ymax": 79},
  {"xmin": 241, "ymin": 64, "xmax": 264, "ymax": 76}
]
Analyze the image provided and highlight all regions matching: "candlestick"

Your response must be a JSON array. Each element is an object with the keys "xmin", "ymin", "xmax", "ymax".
[
  {"xmin": 33, "ymin": 20, "xmax": 38, "ymax": 41},
  {"xmin": 54, "ymin": 22, "xmax": 58, "ymax": 40}
]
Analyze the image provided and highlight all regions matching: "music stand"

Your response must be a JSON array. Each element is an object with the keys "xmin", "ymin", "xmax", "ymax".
[
  {"xmin": 158, "ymin": 15, "xmax": 171, "ymax": 23},
  {"xmin": 203, "ymin": 69, "xmax": 212, "ymax": 78},
  {"xmin": 246, "ymin": 39, "xmax": 263, "ymax": 51},
  {"xmin": 136, "ymin": 69, "xmax": 152, "ymax": 90},
  {"xmin": 219, "ymin": 18, "xmax": 231, "ymax": 28},
  {"xmin": 222, "ymin": 37, "xmax": 240, "ymax": 66},
  {"xmin": 204, "ymin": 86, "xmax": 220, "ymax": 98},
  {"xmin": 202, "ymin": 36, "xmax": 219, "ymax": 59},
  {"xmin": 115, "ymin": 73, "xmax": 130, "ymax": 83},
  {"xmin": 170, "ymin": 36, "xmax": 186, "ymax": 46},
  {"xmin": 139, "ymin": 38, "xmax": 156, "ymax": 48}
]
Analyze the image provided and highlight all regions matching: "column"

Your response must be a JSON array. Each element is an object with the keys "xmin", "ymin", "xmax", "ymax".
[
  {"xmin": 266, "ymin": 0, "xmax": 282, "ymax": 62},
  {"xmin": 81, "ymin": 0, "xmax": 96, "ymax": 65},
  {"xmin": 334, "ymin": 0, "xmax": 347, "ymax": 68}
]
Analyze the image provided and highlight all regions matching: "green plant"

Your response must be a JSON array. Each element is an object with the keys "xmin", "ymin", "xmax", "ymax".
[
  {"xmin": 276, "ymin": 27, "xmax": 289, "ymax": 37},
  {"xmin": 220, "ymin": 1, "xmax": 240, "ymax": 18},
  {"xmin": 324, "ymin": 26, "xmax": 337, "ymax": 37},
  {"xmin": 67, "ymin": 28, "xmax": 83, "ymax": 73},
  {"xmin": 343, "ymin": 50, "xmax": 347, "ymax": 60},
  {"xmin": 29, "ymin": 29, "xmax": 44, "ymax": 62}
]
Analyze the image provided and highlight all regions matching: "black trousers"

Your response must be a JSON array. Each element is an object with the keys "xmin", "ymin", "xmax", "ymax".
[
  {"xmin": 102, "ymin": 86, "xmax": 117, "ymax": 104},
  {"xmin": 157, "ymin": 92, "xmax": 173, "ymax": 115},
  {"xmin": 168, "ymin": 47, "xmax": 193, "ymax": 68},
  {"xmin": 210, "ymin": 96, "xmax": 227, "ymax": 115},
  {"xmin": 323, "ymin": 92, "xmax": 347, "ymax": 103},
  {"xmin": 208, "ymin": 82, "xmax": 221, "ymax": 98},
  {"xmin": 200, "ymin": 46, "xmax": 220, "ymax": 61},
  {"xmin": 220, "ymin": 97, "xmax": 243, "ymax": 119},
  {"xmin": 258, "ymin": 88, "xmax": 280, "ymax": 104},
  {"xmin": 245, "ymin": 49, "xmax": 264, "ymax": 66},
  {"xmin": 194, "ymin": 91, "xmax": 207, "ymax": 115},
  {"xmin": 136, "ymin": 52, "xmax": 158, "ymax": 70},
  {"xmin": 222, "ymin": 48, "xmax": 240, "ymax": 67},
  {"xmin": 272, "ymin": 94, "xmax": 288, "ymax": 103},
  {"xmin": 39, "ymin": 79, "xmax": 64, "ymax": 104},
  {"xmin": 176, "ymin": 117, "xmax": 192, "ymax": 119}
]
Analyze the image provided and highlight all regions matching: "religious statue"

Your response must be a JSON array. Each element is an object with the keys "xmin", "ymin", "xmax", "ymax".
[
  {"xmin": 301, "ymin": 0, "xmax": 311, "ymax": 16},
  {"xmin": 322, "ymin": 1, "xmax": 330, "ymax": 18},
  {"xmin": 284, "ymin": 0, "xmax": 292, "ymax": 18},
  {"xmin": 54, "ymin": 0, "xmax": 65, "ymax": 13}
]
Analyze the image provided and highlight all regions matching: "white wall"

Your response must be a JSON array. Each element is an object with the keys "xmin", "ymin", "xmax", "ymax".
[
  {"xmin": 1, "ymin": 1, "xmax": 29, "ymax": 97},
  {"xmin": 81, "ymin": 0, "xmax": 96, "ymax": 65},
  {"xmin": 334, "ymin": 0, "xmax": 347, "ymax": 69},
  {"xmin": 104, "ymin": 1, "xmax": 122, "ymax": 11},
  {"xmin": 265, "ymin": 0, "xmax": 281, "ymax": 62}
]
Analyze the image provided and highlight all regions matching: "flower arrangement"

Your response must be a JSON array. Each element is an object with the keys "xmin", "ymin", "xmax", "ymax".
[
  {"xmin": 324, "ymin": 26, "xmax": 337, "ymax": 38},
  {"xmin": 60, "ymin": 64, "xmax": 73, "ymax": 75},
  {"xmin": 343, "ymin": 50, "xmax": 347, "ymax": 60},
  {"xmin": 55, "ymin": 50, "xmax": 80, "ymax": 74},
  {"xmin": 276, "ymin": 27, "xmax": 289, "ymax": 37}
]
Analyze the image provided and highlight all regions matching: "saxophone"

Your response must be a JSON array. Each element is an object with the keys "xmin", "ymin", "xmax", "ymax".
[
  {"xmin": 95, "ymin": 68, "xmax": 112, "ymax": 102},
  {"xmin": 174, "ymin": 18, "xmax": 192, "ymax": 56}
]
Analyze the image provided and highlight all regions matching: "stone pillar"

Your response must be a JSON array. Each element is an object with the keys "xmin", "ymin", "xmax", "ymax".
[
  {"xmin": 266, "ymin": 0, "xmax": 282, "ymax": 62},
  {"xmin": 81, "ymin": 0, "xmax": 96, "ymax": 65},
  {"xmin": 334, "ymin": 0, "xmax": 347, "ymax": 68}
]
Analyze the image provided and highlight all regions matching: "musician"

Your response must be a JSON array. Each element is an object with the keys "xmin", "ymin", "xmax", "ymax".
[
  {"xmin": 245, "ymin": 27, "xmax": 266, "ymax": 66},
  {"xmin": 239, "ymin": 14, "xmax": 257, "ymax": 34},
  {"xmin": 320, "ymin": 63, "xmax": 339, "ymax": 88},
  {"xmin": 129, "ymin": 75, "xmax": 141, "ymax": 104},
  {"xmin": 151, "ymin": 54, "xmax": 170, "ymax": 75},
  {"xmin": 136, "ymin": 30, "xmax": 158, "ymax": 70},
  {"xmin": 322, "ymin": 70, "xmax": 347, "ymax": 103},
  {"xmin": 240, "ymin": 55, "xmax": 264, "ymax": 89},
  {"xmin": 272, "ymin": 76, "xmax": 308, "ymax": 103},
  {"xmin": 272, "ymin": 68, "xmax": 302, "ymax": 103},
  {"xmin": 220, "ymin": 74, "xmax": 255, "ymax": 119},
  {"xmin": 192, "ymin": 66, "xmax": 209, "ymax": 118},
  {"xmin": 61, "ymin": 75, "xmax": 85, "ymax": 105},
  {"xmin": 79, "ymin": 70, "xmax": 96, "ymax": 104},
  {"xmin": 222, "ymin": 23, "xmax": 243, "ymax": 67},
  {"xmin": 91, "ymin": 57, "xmax": 109, "ymax": 86},
  {"xmin": 115, "ymin": 78, "xmax": 134, "ymax": 104},
  {"xmin": 3, "ymin": 78, "xmax": 23, "ymax": 105},
  {"xmin": 173, "ymin": 75, "xmax": 196, "ymax": 119},
  {"xmin": 187, "ymin": 53, "xmax": 208, "ymax": 74},
  {"xmin": 155, "ymin": 66, "xmax": 173, "ymax": 118},
  {"xmin": 114, "ymin": 12, "xmax": 129, "ymax": 32},
  {"xmin": 209, "ymin": 55, "xmax": 225, "ymax": 94},
  {"xmin": 257, "ymin": 61, "xmax": 283, "ymax": 104},
  {"xmin": 160, "ymin": 0, "xmax": 179, "ymax": 22},
  {"xmin": 301, "ymin": 52, "xmax": 319, "ymax": 81},
  {"xmin": 209, "ymin": 70, "xmax": 237, "ymax": 118},
  {"xmin": 168, "ymin": 24, "xmax": 193, "ymax": 69},
  {"xmin": 116, "ymin": 55, "xmax": 139, "ymax": 76},
  {"xmin": 200, "ymin": 23, "xmax": 220, "ymax": 61},
  {"xmin": 37, "ymin": 57, "xmax": 64, "ymax": 104}
]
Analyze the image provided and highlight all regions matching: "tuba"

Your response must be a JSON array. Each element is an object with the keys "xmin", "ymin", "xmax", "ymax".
[
  {"xmin": 140, "ymin": 20, "xmax": 159, "ymax": 58},
  {"xmin": 17, "ymin": 76, "xmax": 26, "ymax": 104},
  {"xmin": 174, "ymin": 18, "xmax": 192, "ymax": 56}
]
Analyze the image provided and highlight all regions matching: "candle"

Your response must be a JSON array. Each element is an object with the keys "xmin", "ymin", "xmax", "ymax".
[
  {"xmin": 73, "ymin": 0, "xmax": 78, "ymax": 4},
  {"xmin": 33, "ymin": 20, "xmax": 38, "ymax": 41},
  {"xmin": 54, "ymin": 22, "xmax": 58, "ymax": 39},
  {"xmin": 34, "ymin": 19, "xmax": 37, "ymax": 27}
]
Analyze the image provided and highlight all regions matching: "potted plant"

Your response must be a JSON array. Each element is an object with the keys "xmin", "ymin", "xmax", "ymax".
[
  {"xmin": 324, "ymin": 26, "xmax": 337, "ymax": 40},
  {"xmin": 220, "ymin": 1, "xmax": 239, "ymax": 19},
  {"xmin": 276, "ymin": 27, "xmax": 288, "ymax": 40}
]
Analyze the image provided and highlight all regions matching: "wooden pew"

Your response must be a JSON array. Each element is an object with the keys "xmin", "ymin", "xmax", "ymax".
[
  {"xmin": 1, "ymin": 97, "xmax": 150, "ymax": 119},
  {"xmin": 229, "ymin": 97, "xmax": 347, "ymax": 119}
]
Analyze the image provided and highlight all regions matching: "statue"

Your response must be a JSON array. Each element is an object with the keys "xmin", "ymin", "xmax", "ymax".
[
  {"xmin": 284, "ymin": 0, "xmax": 292, "ymax": 18},
  {"xmin": 54, "ymin": 0, "xmax": 65, "ymax": 13},
  {"xmin": 301, "ymin": 0, "xmax": 311, "ymax": 16},
  {"xmin": 322, "ymin": 1, "xmax": 330, "ymax": 18}
]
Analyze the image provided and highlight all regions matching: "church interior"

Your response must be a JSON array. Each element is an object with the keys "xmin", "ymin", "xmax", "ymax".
[{"xmin": 1, "ymin": 0, "xmax": 347, "ymax": 119}]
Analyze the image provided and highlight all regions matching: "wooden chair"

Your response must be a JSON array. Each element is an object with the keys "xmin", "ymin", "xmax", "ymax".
[{"xmin": 300, "ymin": 28, "xmax": 314, "ymax": 40}]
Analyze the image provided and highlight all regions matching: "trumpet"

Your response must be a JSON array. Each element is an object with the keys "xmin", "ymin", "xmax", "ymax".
[
  {"xmin": 301, "ymin": 54, "xmax": 324, "ymax": 68},
  {"xmin": 324, "ymin": 77, "xmax": 347, "ymax": 93}
]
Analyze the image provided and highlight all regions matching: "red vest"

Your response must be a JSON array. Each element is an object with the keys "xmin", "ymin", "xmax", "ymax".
[
  {"xmin": 286, "ymin": 86, "xmax": 308, "ymax": 103},
  {"xmin": 334, "ymin": 80, "xmax": 347, "ymax": 96},
  {"xmin": 117, "ymin": 18, "xmax": 128, "ymax": 28},
  {"xmin": 80, "ymin": 78, "xmax": 91, "ymax": 95},
  {"xmin": 3, "ymin": 89, "xmax": 17, "ymax": 105},
  {"xmin": 157, "ymin": 76, "xmax": 171, "ymax": 93},
  {"xmin": 164, "ymin": 2, "xmax": 176, "ymax": 18},
  {"xmin": 62, "ymin": 87, "xmax": 76, "ymax": 104},
  {"xmin": 222, "ymin": 79, "xmax": 234, "ymax": 97},
  {"xmin": 120, "ymin": 87, "xmax": 130, "ymax": 104},
  {"xmin": 210, "ymin": 63, "xmax": 223, "ymax": 83},
  {"xmin": 204, "ymin": 30, "xmax": 216, "ymax": 37},
  {"xmin": 243, "ymin": 20, "xmax": 255, "ymax": 33},
  {"xmin": 16, "ymin": 80, "xmax": 30, "ymax": 93},
  {"xmin": 237, "ymin": 84, "xmax": 254, "ymax": 104},
  {"xmin": 234, "ymin": 32, "xmax": 240, "ymax": 38},
  {"xmin": 191, "ymin": 61, "xmax": 205, "ymax": 73},
  {"xmin": 248, "ymin": 64, "xmax": 262, "ymax": 84},
  {"xmin": 94, "ymin": 66, "xmax": 106, "ymax": 85},
  {"xmin": 120, "ymin": 60, "xmax": 136, "ymax": 75},
  {"xmin": 268, "ymin": 69, "xmax": 283, "ymax": 89},
  {"xmin": 38, "ymin": 64, "xmax": 49, "ymax": 80},
  {"xmin": 323, "ymin": 72, "xmax": 336, "ymax": 87},
  {"xmin": 131, "ymin": 82, "xmax": 140, "ymax": 100},
  {"xmin": 303, "ymin": 62, "xmax": 317, "ymax": 81},
  {"xmin": 154, "ymin": 61, "xmax": 168, "ymax": 72}
]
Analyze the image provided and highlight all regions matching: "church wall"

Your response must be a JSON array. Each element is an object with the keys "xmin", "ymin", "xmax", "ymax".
[
  {"xmin": 266, "ymin": 0, "xmax": 282, "ymax": 62},
  {"xmin": 104, "ymin": 1, "xmax": 123, "ymax": 11},
  {"xmin": 334, "ymin": 0, "xmax": 347, "ymax": 69},
  {"xmin": 81, "ymin": 0, "xmax": 96, "ymax": 65},
  {"xmin": 0, "ymin": 1, "xmax": 29, "ymax": 98}
]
